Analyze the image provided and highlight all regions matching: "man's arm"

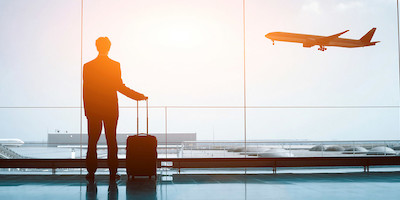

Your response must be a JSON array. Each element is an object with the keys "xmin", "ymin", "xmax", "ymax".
[{"xmin": 116, "ymin": 63, "xmax": 147, "ymax": 100}]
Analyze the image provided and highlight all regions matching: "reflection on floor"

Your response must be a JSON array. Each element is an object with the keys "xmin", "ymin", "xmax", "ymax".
[{"xmin": 0, "ymin": 172, "xmax": 400, "ymax": 200}]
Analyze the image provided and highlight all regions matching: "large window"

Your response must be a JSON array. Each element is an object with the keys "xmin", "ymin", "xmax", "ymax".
[{"xmin": 0, "ymin": 0, "xmax": 399, "ymax": 163}]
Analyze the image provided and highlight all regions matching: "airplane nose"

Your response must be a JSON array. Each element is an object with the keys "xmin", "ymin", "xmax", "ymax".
[{"xmin": 265, "ymin": 33, "xmax": 271, "ymax": 38}]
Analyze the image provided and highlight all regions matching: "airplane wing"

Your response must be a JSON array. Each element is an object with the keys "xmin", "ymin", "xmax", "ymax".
[
  {"xmin": 326, "ymin": 30, "xmax": 349, "ymax": 39},
  {"xmin": 315, "ymin": 30, "xmax": 349, "ymax": 44}
]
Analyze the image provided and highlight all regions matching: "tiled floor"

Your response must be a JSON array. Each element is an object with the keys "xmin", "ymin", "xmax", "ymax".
[{"xmin": 0, "ymin": 172, "xmax": 400, "ymax": 200}]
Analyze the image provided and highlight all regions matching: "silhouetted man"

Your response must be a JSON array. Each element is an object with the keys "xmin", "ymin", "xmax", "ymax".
[{"xmin": 83, "ymin": 37, "xmax": 147, "ymax": 180}]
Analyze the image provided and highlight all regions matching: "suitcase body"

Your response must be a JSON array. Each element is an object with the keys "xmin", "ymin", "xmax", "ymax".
[
  {"xmin": 126, "ymin": 100, "xmax": 157, "ymax": 179},
  {"xmin": 126, "ymin": 134, "xmax": 157, "ymax": 179}
]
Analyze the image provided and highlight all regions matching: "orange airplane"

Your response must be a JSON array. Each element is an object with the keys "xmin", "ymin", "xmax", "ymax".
[{"xmin": 265, "ymin": 28, "xmax": 379, "ymax": 51}]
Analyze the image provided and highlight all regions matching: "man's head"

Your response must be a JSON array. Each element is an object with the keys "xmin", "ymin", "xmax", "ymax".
[{"xmin": 96, "ymin": 37, "xmax": 111, "ymax": 55}]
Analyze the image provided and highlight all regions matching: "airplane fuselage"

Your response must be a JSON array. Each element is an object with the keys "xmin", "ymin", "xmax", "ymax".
[{"xmin": 265, "ymin": 29, "xmax": 379, "ymax": 51}]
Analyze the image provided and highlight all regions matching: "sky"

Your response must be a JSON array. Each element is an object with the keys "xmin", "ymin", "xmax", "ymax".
[{"xmin": 0, "ymin": 0, "xmax": 399, "ymax": 142}]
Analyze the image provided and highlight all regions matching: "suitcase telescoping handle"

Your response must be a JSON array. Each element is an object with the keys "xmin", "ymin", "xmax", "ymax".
[{"xmin": 136, "ymin": 99, "xmax": 149, "ymax": 136}]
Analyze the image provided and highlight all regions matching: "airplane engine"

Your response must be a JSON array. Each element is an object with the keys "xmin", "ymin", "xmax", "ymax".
[
  {"xmin": 303, "ymin": 42, "xmax": 313, "ymax": 48},
  {"xmin": 302, "ymin": 39, "xmax": 316, "ymax": 48}
]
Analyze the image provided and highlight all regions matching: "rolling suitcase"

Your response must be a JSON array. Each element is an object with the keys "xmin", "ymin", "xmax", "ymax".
[{"xmin": 126, "ymin": 99, "xmax": 157, "ymax": 180}]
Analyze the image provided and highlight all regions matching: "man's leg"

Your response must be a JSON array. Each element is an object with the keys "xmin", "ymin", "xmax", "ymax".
[
  {"xmin": 86, "ymin": 117, "xmax": 102, "ymax": 176},
  {"xmin": 104, "ymin": 118, "xmax": 118, "ymax": 176}
]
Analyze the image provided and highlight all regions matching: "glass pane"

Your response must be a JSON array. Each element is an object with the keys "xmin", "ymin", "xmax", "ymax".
[
  {"xmin": 83, "ymin": 0, "xmax": 244, "ymax": 106},
  {"xmin": 0, "ymin": 0, "xmax": 81, "ymax": 175},
  {"xmin": 167, "ymin": 108, "xmax": 244, "ymax": 158},
  {"xmin": 0, "ymin": 1, "xmax": 81, "ymax": 107},
  {"xmin": 0, "ymin": 108, "xmax": 81, "ymax": 159},
  {"xmin": 245, "ymin": 0, "xmax": 399, "ymax": 159},
  {"xmin": 246, "ymin": 0, "xmax": 399, "ymax": 137}
]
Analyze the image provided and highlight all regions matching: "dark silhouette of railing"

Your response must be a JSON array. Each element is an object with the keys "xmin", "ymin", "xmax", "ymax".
[{"xmin": 1, "ymin": 157, "xmax": 399, "ymax": 174}]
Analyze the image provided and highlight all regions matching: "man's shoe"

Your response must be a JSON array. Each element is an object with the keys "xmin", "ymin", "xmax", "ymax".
[
  {"xmin": 110, "ymin": 173, "xmax": 120, "ymax": 180},
  {"xmin": 86, "ymin": 173, "xmax": 95, "ymax": 181}
]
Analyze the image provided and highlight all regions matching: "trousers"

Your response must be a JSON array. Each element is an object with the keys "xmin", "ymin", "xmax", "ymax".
[{"xmin": 86, "ymin": 117, "xmax": 118, "ymax": 174}]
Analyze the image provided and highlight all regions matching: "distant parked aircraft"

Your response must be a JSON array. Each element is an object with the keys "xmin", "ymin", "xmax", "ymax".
[
  {"xmin": 0, "ymin": 139, "xmax": 24, "ymax": 147},
  {"xmin": 265, "ymin": 28, "xmax": 379, "ymax": 51}
]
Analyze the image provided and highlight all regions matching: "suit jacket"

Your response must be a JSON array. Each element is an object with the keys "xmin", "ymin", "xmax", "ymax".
[{"xmin": 83, "ymin": 56, "xmax": 143, "ymax": 119}]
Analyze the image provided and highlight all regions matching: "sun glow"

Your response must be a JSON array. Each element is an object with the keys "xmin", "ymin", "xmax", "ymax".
[
  {"xmin": 138, "ymin": 16, "xmax": 211, "ymax": 49},
  {"xmin": 160, "ymin": 19, "xmax": 203, "ymax": 47}
]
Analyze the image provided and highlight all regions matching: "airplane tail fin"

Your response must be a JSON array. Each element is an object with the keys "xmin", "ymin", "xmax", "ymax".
[{"xmin": 360, "ymin": 28, "xmax": 376, "ymax": 43}]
